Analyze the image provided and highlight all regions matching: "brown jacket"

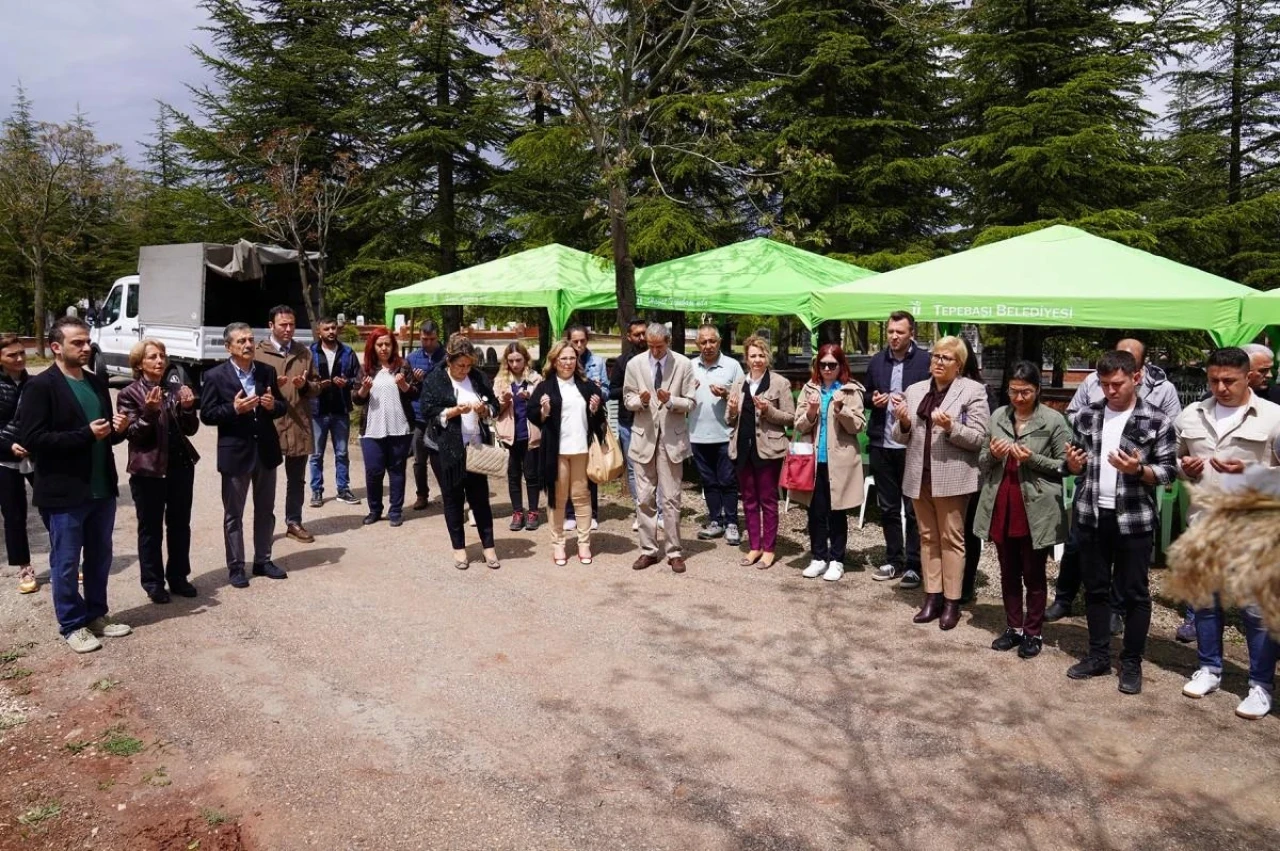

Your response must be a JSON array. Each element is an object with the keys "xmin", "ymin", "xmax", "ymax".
[
  {"xmin": 494, "ymin": 372, "xmax": 543, "ymax": 448},
  {"xmin": 726, "ymin": 370, "xmax": 795, "ymax": 461},
  {"xmin": 793, "ymin": 380, "xmax": 867, "ymax": 511},
  {"xmin": 117, "ymin": 378, "xmax": 201, "ymax": 477},
  {"xmin": 255, "ymin": 339, "xmax": 320, "ymax": 457},
  {"xmin": 891, "ymin": 376, "xmax": 989, "ymax": 499}
]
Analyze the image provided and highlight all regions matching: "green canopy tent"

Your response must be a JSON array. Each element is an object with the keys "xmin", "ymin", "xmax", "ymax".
[
  {"xmin": 811, "ymin": 225, "xmax": 1260, "ymax": 347},
  {"xmin": 383, "ymin": 244, "xmax": 616, "ymax": 337},
  {"xmin": 635, "ymin": 238, "xmax": 877, "ymax": 329}
]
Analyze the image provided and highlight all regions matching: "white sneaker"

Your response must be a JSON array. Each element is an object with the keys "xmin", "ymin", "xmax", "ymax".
[
  {"xmin": 467, "ymin": 510, "xmax": 476, "ymax": 527},
  {"xmin": 590, "ymin": 519, "xmax": 599, "ymax": 531},
  {"xmin": 564, "ymin": 518, "xmax": 577, "ymax": 531},
  {"xmin": 822, "ymin": 561, "xmax": 845, "ymax": 582},
  {"xmin": 1236, "ymin": 685, "xmax": 1273, "ymax": 720},
  {"xmin": 802, "ymin": 560, "xmax": 826, "ymax": 578},
  {"xmin": 65, "ymin": 627, "xmax": 102, "ymax": 653},
  {"xmin": 1182, "ymin": 667, "xmax": 1221, "ymax": 698},
  {"xmin": 86, "ymin": 616, "xmax": 132, "ymax": 638},
  {"xmin": 631, "ymin": 517, "xmax": 639, "ymax": 532}
]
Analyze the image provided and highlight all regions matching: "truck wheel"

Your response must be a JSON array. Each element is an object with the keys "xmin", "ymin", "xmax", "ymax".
[{"xmin": 165, "ymin": 362, "xmax": 194, "ymax": 391}]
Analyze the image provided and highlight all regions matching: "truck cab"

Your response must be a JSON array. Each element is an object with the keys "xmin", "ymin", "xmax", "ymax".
[{"xmin": 90, "ymin": 275, "xmax": 141, "ymax": 377}]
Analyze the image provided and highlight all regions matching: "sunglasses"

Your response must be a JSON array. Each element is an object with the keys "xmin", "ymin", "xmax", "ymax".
[{"xmin": 818, "ymin": 361, "xmax": 840, "ymax": 370}]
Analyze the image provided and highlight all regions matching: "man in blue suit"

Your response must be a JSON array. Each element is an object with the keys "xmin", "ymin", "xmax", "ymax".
[{"xmin": 200, "ymin": 322, "xmax": 288, "ymax": 588}]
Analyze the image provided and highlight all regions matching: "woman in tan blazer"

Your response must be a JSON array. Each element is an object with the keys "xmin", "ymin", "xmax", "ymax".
[
  {"xmin": 890, "ymin": 335, "xmax": 990, "ymax": 630},
  {"xmin": 794, "ymin": 344, "xmax": 866, "ymax": 582},
  {"xmin": 494, "ymin": 342, "xmax": 543, "ymax": 532},
  {"xmin": 726, "ymin": 335, "xmax": 796, "ymax": 569}
]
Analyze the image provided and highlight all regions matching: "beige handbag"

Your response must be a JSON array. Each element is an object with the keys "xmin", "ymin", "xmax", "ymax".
[
  {"xmin": 465, "ymin": 436, "xmax": 508, "ymax": 478},
  {"xmin": 587, "ymin": 423, "xmax": 626, "ymax": 484}
]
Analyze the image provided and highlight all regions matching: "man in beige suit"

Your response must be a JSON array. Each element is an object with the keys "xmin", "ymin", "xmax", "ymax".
[{"xmin": 624, "ymin": 323, "xmax": 697, "ymax": 573}]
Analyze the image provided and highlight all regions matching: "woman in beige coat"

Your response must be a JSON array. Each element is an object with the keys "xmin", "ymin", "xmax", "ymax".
[
  {"xmin": 726, "ymin": 335, "xmax": 796, "ymax": 569},
  {"xmin": 494, "ymin": 342, "xmax": 543, "ymax": 532},
  {"xmin": 890, "ymin": 335, "xmax": 990, "ymax": 630},
  {"xmin": 794, "ymin": 344, "xmax": 866, "ymax": 582}
]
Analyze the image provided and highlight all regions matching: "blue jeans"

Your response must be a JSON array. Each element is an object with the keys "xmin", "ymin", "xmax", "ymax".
[
  {"xmin": 40, "ymin": 498, "xmax": 116, "ymax": 636},
  {"xmin": 617, "ymin": 423, "xmax": 638, "ymax": 502},
  {"xmin": 310, "ymin": 413, "xmax": 351, "ymax": 493},
  {"xmin": 1196, "ymin": 598, "xmax": 1278, "ymax": 690},
  {"xmin": 361, "ymin": 434, "xmax": 412, "ymax": 520}
]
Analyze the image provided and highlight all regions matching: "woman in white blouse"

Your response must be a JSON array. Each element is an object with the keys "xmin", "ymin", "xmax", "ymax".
[
  {"xmin": 527, "ymin": 340, "xmax": 607, "ymax": 566},
  {"xmin": 352, "ymin": 327, "xmax": 420, "ymax": 527},
  {"xmin": 420, "ymin": 334, "xmax": 501, "ymax": 570}
]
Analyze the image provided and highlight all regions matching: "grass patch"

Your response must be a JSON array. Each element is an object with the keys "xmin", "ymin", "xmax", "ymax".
[
  {"xmin": 142, "ymin": 766, "xmax": 171, "ymax": 787},
  {"xmin": 99, "ymin": 725, "xmax": 144, "ymax": 757},
  {"xmin": 1, "ymin": 667, "xmax": 33, "ymax": 680},
  {"xmin": 97, "ymin": 778, "xmax": 115, "ymax": 791},
  {"xmin": 0, "ymin": 649, "xmax": 26, "ymax": 665},
  {"xmin": 0, "ymin": 712, "xmax": 27, "ymax": 731},
  {"xmin": 17, "ymin": 801, "xmax": 61, "ymax": 825},
  {"xmin": 89, "ymin": 677, "xmax": 120, "ymax": 691},
  {"xmin": 201, "ymin": 807, "xmax": 229, "ymax": 827},
  {"xmin": 64, "ymin": 739, "xmax": 94, "ymax": 754}
]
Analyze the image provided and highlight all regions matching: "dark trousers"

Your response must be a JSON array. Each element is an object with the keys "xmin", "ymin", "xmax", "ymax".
[
  {"xmin": 1078, "ymin": 511, "xmax": 1153, "ymax": 665},
  {"xmin": 692, "ymin": 441, "xmax": 738, "ymax": 527},
  {"xmin": 283, "ymin": 454, "xmax": 307, "ymax": 526},
  {"xmin": 995, "ymin": 536, "xmax": 1049, "ymax": 636},
  {"xmin": 738, "ymin": 458, "xmax": 782, "ymax": 552},
  {"xmin": 869, "ymin": 446, "xmax": 920, "ymax": 572},
  {"xmin": 807, "ymin": 462, "xmax": 848, "ymax": 562},
  {"xmin": 1054, "ymin": 521, "xmax": 1123, "ymax": 613},
  {"xmin": 506, "ymin": 438, "xmax": 542, "ymax": 514},
  {"xmin": 435, "ymin": 454, "xmax": 495, "ymax": 550},
  {"xmin": 41, "ymin": 498, "xmax": 115, "ymax": 636},
  {"xmin": 361, "ymin": 434, "xmax": 412, "ymax": 520},
  {"xmin": 0, "ymin": 465, "xmax": 33, "ymax": 566},
  {"xmin": 412, "ymin": 423, "xmax": 434, "ymax": 499},
  {"xmin": 963, "ymin": 497, "xmax": 981, "ymax": 599},
  {"xmin": 221, "ymin": 461, "xmax": 277, "ymax": 570},
  {"xmin": 129, "ymin": 466, "xmax": 195, "ymax": 594}
]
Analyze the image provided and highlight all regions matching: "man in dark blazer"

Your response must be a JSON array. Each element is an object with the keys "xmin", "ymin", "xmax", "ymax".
[
  {"xmin": 200, "ymin": 322, "xmax": 288, "ymax": 588},
  {"xmin": 18, "ymin": 316, "xmax": 129, "ymax": 653}
]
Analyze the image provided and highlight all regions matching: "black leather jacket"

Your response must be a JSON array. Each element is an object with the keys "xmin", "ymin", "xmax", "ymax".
[{"xmin": 0, "ymin": 370, "xmax": 28, "ymax": 463}]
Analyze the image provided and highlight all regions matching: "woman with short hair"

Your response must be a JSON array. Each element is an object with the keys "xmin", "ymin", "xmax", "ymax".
[
  {"xmin": 973, "ymin": 361, "xmax": 1071, "ymax": 658},
  {"xmin": 527, "ymin": 340, "xmax": 607, "ymax": 566},
  {"xmin": 0, "ymin": 333, "xmax": 36, "ymax": 594},
  {"xmin": 117, "ymin": 338, "xmax": 201, "ymax": 603},
  {"xmin": 891, "ymin": 335, "xmax": 990, "ymax": 630},
  {"xmin": 495, "ymin": 342, "xmax": 543, "ymax": 532},
  {"xmin": 420, "ymin": 333, "xmax": 501, "ymax": 570},
  {"xmin": 727, "ymin": 335, "xmax": 795, "ymax": 568},
  {"xmin": 352, "ymin": 327, "xmax": 419, "ymax": 527}
]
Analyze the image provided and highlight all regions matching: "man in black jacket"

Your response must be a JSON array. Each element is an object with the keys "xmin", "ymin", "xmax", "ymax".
[
  {"xmin": 200, "ymin": 322, "xmax": 288, "ymax": 588},
  {"xmin": 17, "ymin": 317, "xmax": 129, "ymax": 653}
]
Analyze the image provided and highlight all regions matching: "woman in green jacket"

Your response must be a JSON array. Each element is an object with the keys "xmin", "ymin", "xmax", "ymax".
[{"xmin": 973, "ymin": 361, "xmax": 1071, "ymax": 659}]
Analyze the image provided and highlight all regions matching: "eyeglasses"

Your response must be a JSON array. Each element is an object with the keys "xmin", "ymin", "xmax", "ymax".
[
  {"xmin": 931, "ymin": 353, "xmax": 956, "ymax": 364},
  {"xmin": 1007, "ymin": 388, "xmax": 1036, "ymax": 399},
  {"xmin": 818, "ymin": 361, "xmax": 840, "ymax": 370}
]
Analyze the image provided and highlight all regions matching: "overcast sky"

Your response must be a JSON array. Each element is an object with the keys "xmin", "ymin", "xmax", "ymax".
[{"xmin": 0, "ymin": 0, "xmax": 214, "ymax": 163}]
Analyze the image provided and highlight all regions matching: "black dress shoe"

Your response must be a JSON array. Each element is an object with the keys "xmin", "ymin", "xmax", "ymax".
[
  {"xmin": 1110, "ymin": 612, "xmax": 1125, "ymax": 636},
  {"xmin": 992, "ymin": 628, "xmax": 1023, "ymax": 652},
  {"xmin": 362, "ymin": 512, "xmax": 382, "ymax": 525},
  {"xmin": 147, "ymin": 588, "xmax": 171, "ymax": 604},
  {"xmin": 1018, "ymin": 635, "xmax": 1043, "ymax": 659},
  {"xmin": 169, "ymin": 581, "xmax": 199, "ymax": 598},
  {"xmin": 228, "ymin": 568, "xmax": 250, "ymax": 589},
  {"xmin": 1118, "ymin": 664, "xmax": 1143, "ymax": 694},
  {"xmin": 389, "ymin": 516, "xmax": 403, "ymax": 528},
  {"xmin": 252, "ymin": 560, "xmax": 288, "ymax": 579},
  {"xmin": 1067, "ymin": 656, "xmax": 1111, "ymax": 680},
  {"xmin": 1044, "ymin": 599, "xmax": 1072, "ymax": 622}
]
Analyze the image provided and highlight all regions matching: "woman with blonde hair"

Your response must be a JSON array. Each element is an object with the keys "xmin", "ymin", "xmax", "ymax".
[
  {"xmin": 495, "ymin": 341, "xmax": 543, "ymax": 531},
  {"xmin": 890, "ymin": 335, "xmax": 990, "ymax": 630},
  {"xmin": 726, "ymin": 335, "xmax": 794, "ymax": 568},
  {"xmin": 117, "ymin": 338, "xmax": 201, "ymax": 603},
  {"xmin": 527, "ymin": 340, "xmax": 607, "ymax": 566}
]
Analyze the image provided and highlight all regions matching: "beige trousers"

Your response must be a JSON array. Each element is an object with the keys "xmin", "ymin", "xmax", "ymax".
[
  {"xmin": 913, "ymin": 480, "xmax": 970, "ymax": 599},
  {"xmin": 548, "ymin": 453, "xmax": 592, "ymax": 548},
  {"xmin": 635, "ymin": 448, "xmax": 684, "ymax": 558}
]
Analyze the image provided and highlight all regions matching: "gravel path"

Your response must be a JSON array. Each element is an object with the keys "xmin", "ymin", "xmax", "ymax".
[{"xmin": 2, "ymin": 416, "xmax": 1279, "ymax": 850}]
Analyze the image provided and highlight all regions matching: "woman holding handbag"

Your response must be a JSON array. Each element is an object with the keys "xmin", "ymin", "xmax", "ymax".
[
  {"xmin": 527, "ymin": 340, "xmax": 607, "ymax": 566},
  {"xmin": 351, "ymin": 327, "xmax": 420, "ymax": 528},
  {"xmin": 495, "ymin": 342, "xmax": 543, "ymax": 532},
  {"xmin": 794, "ymin": 344, "xmax": 866, "ymax": 582},
  {"xmin": 726, "ymin": 335, "xmax": 795, "ymax": 569},
  {"xmin": 420, "ymin": 334, "xmax": 501, "ymax": 570}
]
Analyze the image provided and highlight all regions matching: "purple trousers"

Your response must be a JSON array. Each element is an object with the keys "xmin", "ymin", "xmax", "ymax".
[
  {"xmin": 738, "ymin": 459, "xmax": 782, "ymax": 552},
  {"xmin": 996, "ymin": 536, "xmax": 1049, "ymax": 636}
]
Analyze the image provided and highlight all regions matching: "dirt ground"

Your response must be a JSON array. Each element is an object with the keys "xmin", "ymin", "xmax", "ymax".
[{"xmin": 2, "ymin": 406, "xmax": 1279, "ymax": 850}]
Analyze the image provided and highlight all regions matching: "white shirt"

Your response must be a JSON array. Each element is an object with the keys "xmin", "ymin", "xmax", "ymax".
[
  {"xmin": 363, "ymin": 369, "xmax": 411, "ymax": 439},
  {"xmin": 557, "ymin": 378, "xmax": 589, "ymax": 454},
  {"xmin": 321, "ymin": 344, "xmax": 338, "ymax": 374},
  {"xmin": 443, "ymin": 375, "xmax": 482, "ymax": 445},
  {"xmin": 1098, "ymin": 403, "xmax": 1135, "ymax": 509},
  {"xmin": 1214, "ymin": 400, "xmax": 1247, "ymax": 433}
]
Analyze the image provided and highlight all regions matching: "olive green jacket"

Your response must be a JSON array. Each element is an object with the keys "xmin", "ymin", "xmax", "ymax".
[{"xmin": 973, "ymin": 404, "xmax": 1072, "ymax": 551}]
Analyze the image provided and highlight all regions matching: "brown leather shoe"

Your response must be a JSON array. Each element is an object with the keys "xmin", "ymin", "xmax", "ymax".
[
  {"xmin": 913, "ymin": 593, "xmax": 943, "ymax": 624},
  {"xmin": 669, "ymin": 557, "xmax": 686, "ymax": 574},
  {"xmin": 286, "ymin": 523, "xmax": 315, "ymax": 543},
  {"xmin": 939, "ymin": 599, "xmax": 961, "ymax": 631},
  {"xmin": 632, "ymin": 554, "xmax": 661, "ymax": 571},
  {"xmin": 411, "ymin": 496, "xmax": 429, "ymax": 511}
]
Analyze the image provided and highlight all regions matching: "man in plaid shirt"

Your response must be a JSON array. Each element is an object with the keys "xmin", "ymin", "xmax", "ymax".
[{"xmin": 1063, "ymin": 350, "xmax": 1178, "ymax": 695}]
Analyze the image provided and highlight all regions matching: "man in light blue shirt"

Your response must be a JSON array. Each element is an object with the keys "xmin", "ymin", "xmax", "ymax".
[
  {"xmin": 565, "ymin": 325, "xmax": 608, "ymax": 530},
  {"xmin": 690, "ymin": 324, "xmax": 744, "ymax": 545}
]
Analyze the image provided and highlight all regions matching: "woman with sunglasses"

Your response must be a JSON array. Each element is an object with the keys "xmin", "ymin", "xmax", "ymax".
[
  {"xmin": 495, "ymin": 342, "xmax": 543, "ymax": 532},
  {"xmin": 890, "ymin": 335, "xmax": 990, "ymax": 629},
  {"xmin": 794, "ymin": 344, "xmax": 866, "ymax": 582},
  {"xmin": 973, "ymin": 361, "xmax": 1070, "ymax": 658}
]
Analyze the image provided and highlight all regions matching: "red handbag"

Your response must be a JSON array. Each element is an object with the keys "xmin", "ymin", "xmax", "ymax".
[{"xmin": 780, "ymin": 439, "xmax": 816, "ymax": 493}]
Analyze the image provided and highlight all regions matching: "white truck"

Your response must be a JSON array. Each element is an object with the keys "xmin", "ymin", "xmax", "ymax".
[{"xmin": 90, "ymin": 241, "xmax": 318, "ymax": 387}]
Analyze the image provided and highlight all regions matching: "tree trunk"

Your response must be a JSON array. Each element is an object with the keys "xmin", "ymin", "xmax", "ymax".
[
  {"xmin": 538, "ymin": 308, "xmax": 552, "ymax": 370},
  {"xmin": 438, "ymin": 60, "xmax": 463, "ymax": 337},
  {"xmin": 33, "ymin": 263, "xmax": 46, "ymax": 357},
  {"xmin": 669, "ymin": 312, "xmax": 686, "ymax": 357},
  {"xmin": 776, "ymin": 316, "xmax": 791, "ymax": 367},
  {"xmin": 817, "ymin": 320, "xmax": 841, "ymax": 347},
  {"xmin": 609, "ymin": 178, "xmax": 637, "ymax": 337},
  {"xmin": 295, "ymin": 256, "xmax": 320, "ymax": 331}
]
